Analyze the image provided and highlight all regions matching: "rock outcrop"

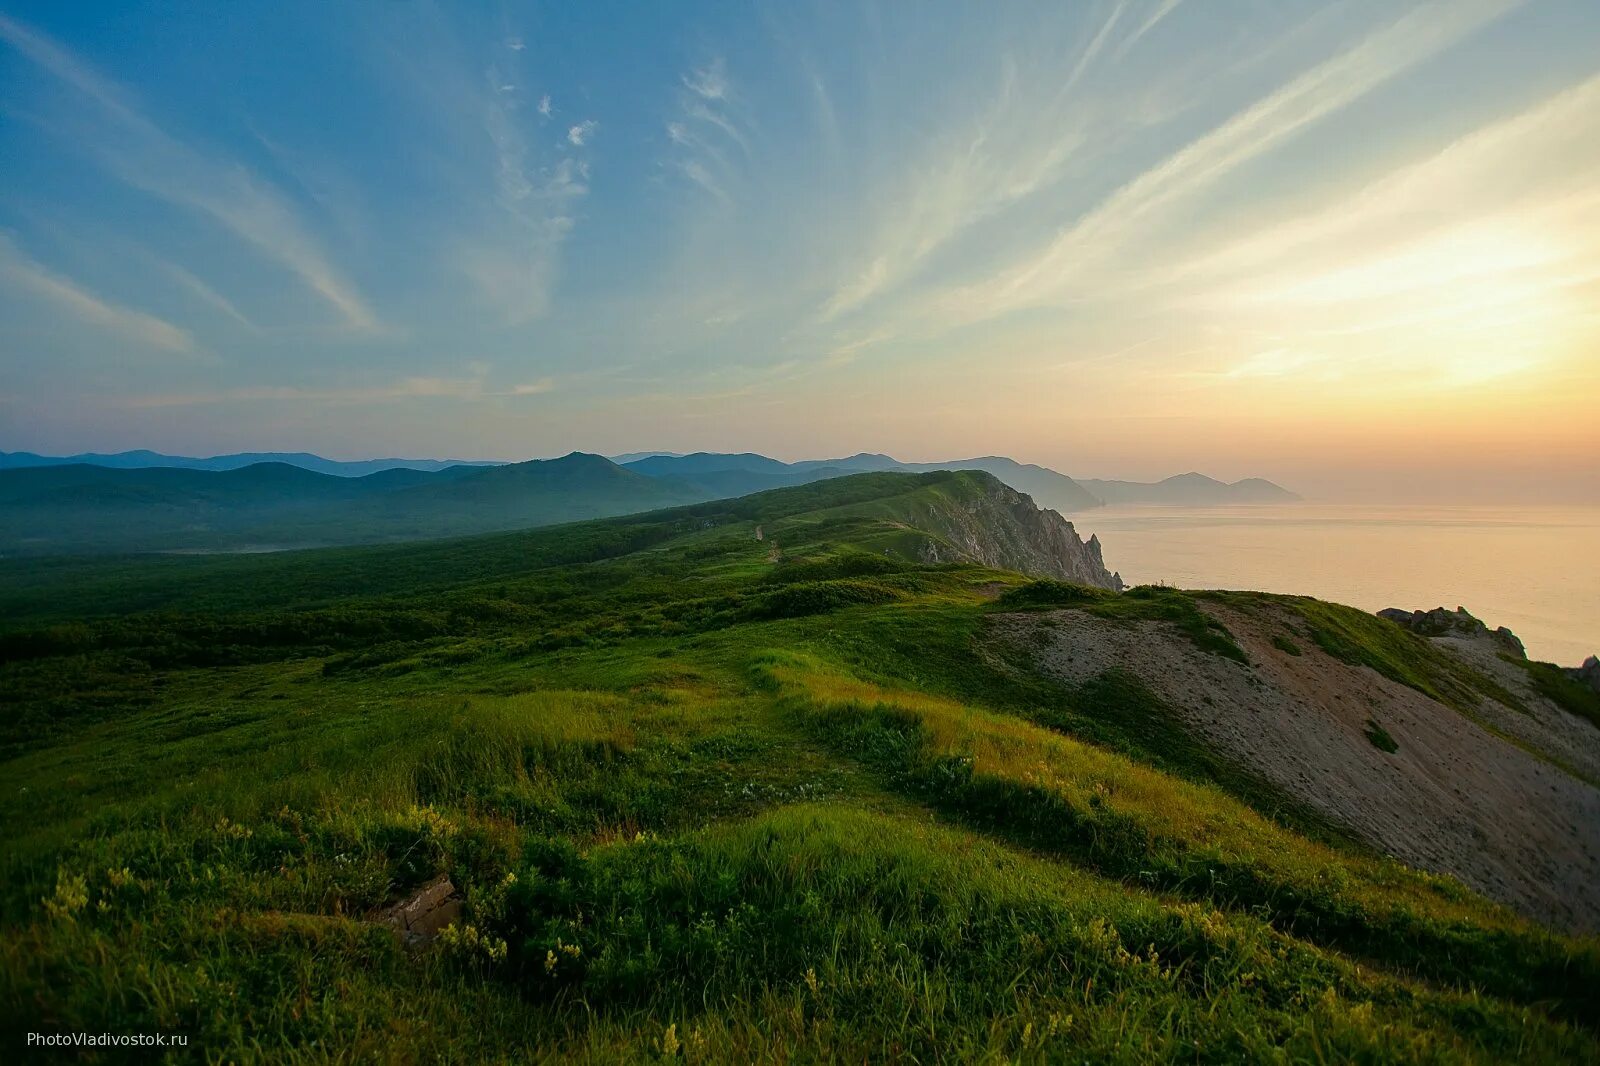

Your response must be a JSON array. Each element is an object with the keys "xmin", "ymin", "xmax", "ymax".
[
  {"xmin": 382, "ymin": 876, "xmax": 462, "ymax": 945},
  {"xmin": 910, "ymin": 475, "xmax": 1123, "ymax": 591},
  {"xmin": 1571, "ymin": 655, "xmax": 1600, "ymax": 694},
  {"xmin": 1378, "ymin": 606, "xmax": 1524, "ymax": 658}
]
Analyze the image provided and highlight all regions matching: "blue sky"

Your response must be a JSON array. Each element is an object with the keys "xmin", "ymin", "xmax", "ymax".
[{"xmin": 2, "ymin": 1, "xmax": 1597, "ymax": 498}]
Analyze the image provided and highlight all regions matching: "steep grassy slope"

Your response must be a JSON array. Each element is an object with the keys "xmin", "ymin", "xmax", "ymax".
[
  {"xmin": 1, "ymin": 473, "xmax": 1595, "ymax": 1062},
  {"xmin": 992, "ymin": 589, "xmax": 1600, "ymax": 933}
]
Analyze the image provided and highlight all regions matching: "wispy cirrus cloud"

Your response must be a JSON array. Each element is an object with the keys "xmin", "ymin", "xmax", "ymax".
[
  {"xmin": 1158, "ymin": 70, "xmax": 1600, "ymax": 390},
  {"xmin": 935, "ymin": 0, "xmax": 1524, "ymax": 323},
  {"xmin": 0, "ymin": 14, "xmax": 380, "ymax": 334},
  {"xmin": 1173, "ymin": 71, "xmax": 1600, "ymax": 288},
  {"xmin": 0, "ymin": 234, "xmax": 194, "ymax": 353},
  {"xmin": 155, "ymin": 258, "xmax": 256, "ymax": 332},
  {"xmin": 816, "ymin": 0, "xmax": 1150, "ymax": 321},
  {"xmin": 1112, "ymin": 0, "xmax": 1186, "ymax": 61},
  {"xmin": 664, "ymin": 57, "xmax": 748, "ymax": 201},
  {"xmin": 437, "ymin": 31, "xmax": 595, "ymax": 325},
  {"xmin": 120, "ymin": 372, "xmax": 556, "ymax": 408},
  {"xmin": 683, "ymin": 58, "xmax": 729, "ymax": 102}
]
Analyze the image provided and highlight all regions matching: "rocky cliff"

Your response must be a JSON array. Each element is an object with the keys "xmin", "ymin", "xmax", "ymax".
[
  {"xmin": 1378, "ymin": 605, "xmax": 1526, "ymax": 657},
  {"xmin": 904, "ymin": 473, "xmax": 1123, "ymax": 590}
]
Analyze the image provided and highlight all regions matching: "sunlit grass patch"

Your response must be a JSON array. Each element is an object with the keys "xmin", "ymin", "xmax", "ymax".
[{"xmin": 756, "ymin": 650, "xmax": 1600, "ymax": 1022}]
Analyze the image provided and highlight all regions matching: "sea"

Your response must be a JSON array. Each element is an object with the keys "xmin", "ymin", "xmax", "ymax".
[{"xmin": 1069, "ymin": 503, "xmax": 1600, "ymax": 667}]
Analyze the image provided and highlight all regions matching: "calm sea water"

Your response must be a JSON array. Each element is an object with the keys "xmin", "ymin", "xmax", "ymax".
[{"xmin": 1071, "ymin": 503, "xmax": 1600, "ymax": 667}]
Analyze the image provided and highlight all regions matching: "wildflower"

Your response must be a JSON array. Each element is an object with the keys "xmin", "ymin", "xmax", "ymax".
[
  {"xmin": 439, "ymin": 923, "xmax": 508, "ymax": 965},
  {"xmin": 545, "ymin": 949, "xmax": 559, "ymax": 975},
  {"xmin": 43, "ymin": 871, "xmax": 89, "ymax": 921},
  {"xmin": 804, "ymin": 967, "xmax": 820, "ymax": 995},
  {"xmin": 658, "ymin": 1023, "xmax": 680, "ymax": 1058}
]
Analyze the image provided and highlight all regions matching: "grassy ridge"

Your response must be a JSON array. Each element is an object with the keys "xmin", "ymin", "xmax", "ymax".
[
  {"xmin": 760, "ymin": 650, "xmax": 1595, "ymax": 1015},
  {"xmin": 2, "ymin": 474, "xmax": 1596, "ymax": 1061}
]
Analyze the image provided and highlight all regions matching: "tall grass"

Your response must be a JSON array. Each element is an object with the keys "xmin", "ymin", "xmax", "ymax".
[{"xmin": 757, "ymin": 649, "xmax": 1600, "ymax": 1022}]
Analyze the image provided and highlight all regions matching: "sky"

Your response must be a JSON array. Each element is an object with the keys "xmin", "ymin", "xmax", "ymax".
[{"xmin": 1, "ymin": 0, "xmax": 1597, "ymax": 501}]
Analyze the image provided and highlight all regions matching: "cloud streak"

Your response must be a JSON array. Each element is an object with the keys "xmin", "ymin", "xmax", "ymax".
[
  {"xmin": 0, "ymin": 14, "xmax": 379, "ymax": 333},
  {"xmin": 467, "ymin": 52, "xmax": 590, "ymax": 323},
  {"xmin": 664, "ymin": 57, "xmax": 748, "ymax": 201},
  {"xmin": 817, "ymin": 1, "xmax": 1158, "ymax": 321},
  {"xmin": 120, "ymin": 373, "xmax": 557, "ymax": 408},
  {"xmin": 0, "ymin": 234, "xmax": 194, "ymax": 352},
  {"xmin": 939, "ymin": 0, "xmax": 1524, "ymax": 321}
]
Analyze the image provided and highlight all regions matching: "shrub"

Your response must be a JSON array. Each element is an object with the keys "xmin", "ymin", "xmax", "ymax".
[
  {"xmin": 1364, "ymin": 719, "xmax": 1399, "ymax": 754},
  {"xmin": 740, "ymin": 580, "xmax": 900, "ymax": 621},
  {"xmin": 996, "ymin": 580, "xmax": 1112, "ymax": 610}
]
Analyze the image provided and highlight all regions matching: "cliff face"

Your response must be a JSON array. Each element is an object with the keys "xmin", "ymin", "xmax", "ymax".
[{"xmin": 907, "ymin": 474, "xmax": 1123, "ymax": 591}]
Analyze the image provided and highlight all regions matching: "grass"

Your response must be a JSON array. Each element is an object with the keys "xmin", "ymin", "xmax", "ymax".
[
  {"xmin": 992, "ymin": 579, "xmax": 1249, "ymax": 663},
  {"xmin": 760, "ymin": 652, "xmax": 1597, "ymax": 1010},
  {"xmin": 1293, "ymin": 597, "xmax": 1524, "ymax": 717},
  {"xmin": 1272, "ymin": 633, "xmax": 1303, "ymax": 656},
  {"xmin": 2, "ymin": 473, "xmax": 1597, "ymax": 1061},
  {"xmin": 1365, "ymin": 719, "xmax": 1400, "ymax": 754},
  {"xmin": 1513, "ymin": 657, "xmax": 1600, "ymax": 732}
]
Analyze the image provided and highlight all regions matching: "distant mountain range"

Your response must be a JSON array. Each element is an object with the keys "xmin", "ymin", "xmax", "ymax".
[
  {"xmin": 0, "ymin": 453, "xmax": 705, "ymax": 556},
  {"xmin": 0, "ymin": 448, "xmax": 1299, "ymax": 555},
  {"xmin": 0, "ymin": 449, "xmax": 501, "ymax": 477}
]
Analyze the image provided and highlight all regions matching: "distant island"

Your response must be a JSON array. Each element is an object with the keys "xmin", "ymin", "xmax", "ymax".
[{"xmin": 1079, "ymin": 472, "xmax": 1301, "ymax": 505}]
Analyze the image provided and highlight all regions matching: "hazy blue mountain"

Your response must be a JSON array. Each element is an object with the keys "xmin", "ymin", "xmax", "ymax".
[
  {"xmin": 607, "ymin": 450, "xmax": 688, "ymax": 464},
  {"xmin": 621, "ymin": 452, "xmax": 823, "ymax": 499},
  {"xmin": 0, "ymin": 453, "xmax": 708, "ymax": 556},
  {"xmin": 370, "ymin": 451, "xmax": 705, "ymax": 520},
  {"xmin": 625, "ymin": 452, "xmax": 794, "ymax": 477},
  {"xmin": 0, "ymin": 449, "xmax": 502, "ymax": 477},
  {"xmin": 791, "ymin": 452, "xmax": 906, "ymax": 473},
  {"xmin": 1080, "ymin": 472, "xmax": 1300, "ymax": 505}
]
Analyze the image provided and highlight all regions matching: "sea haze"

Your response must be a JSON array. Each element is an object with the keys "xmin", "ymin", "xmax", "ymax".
[{"xmin": 1073, "ymin": 503, "xmax": 1600, "ymax": 666}]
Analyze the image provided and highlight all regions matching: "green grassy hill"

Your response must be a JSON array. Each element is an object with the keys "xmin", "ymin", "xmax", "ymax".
[
  {"xmin": 625, "ymin": 451, "xmax": 1106, "ymax": 513},
  {"xmin": 1, "ymin": 471, "xmax": 1595, "ymax": 1062}
]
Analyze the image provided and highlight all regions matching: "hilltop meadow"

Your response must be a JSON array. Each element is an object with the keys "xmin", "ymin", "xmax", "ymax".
[{"xmin": 2, "ymin": 472, "xmax": 1597, "ymax": 1063}]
